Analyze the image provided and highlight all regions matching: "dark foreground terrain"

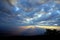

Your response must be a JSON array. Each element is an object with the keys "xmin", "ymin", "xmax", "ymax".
[{"xmin": 0, "ymin": 29, "xmax": 60, "ymax": 40}]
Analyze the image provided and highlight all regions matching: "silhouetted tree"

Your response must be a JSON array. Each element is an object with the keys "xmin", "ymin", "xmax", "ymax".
[{"xmin": 44, "ymin": 29, "xmax": 60, "ymax": 36}]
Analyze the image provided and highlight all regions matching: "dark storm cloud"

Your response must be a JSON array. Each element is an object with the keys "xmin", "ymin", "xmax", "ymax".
[
  {"xmin": 0, "ymin": 0, "xmax": 60, "ymax": 26},
  {"xmin": 0, "ymin": 0, "xmax": 60, "ymax": 36}
]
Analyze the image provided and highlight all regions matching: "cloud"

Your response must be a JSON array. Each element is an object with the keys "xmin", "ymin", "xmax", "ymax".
[{"xmin": 0, "ymin": 0, "xmax": 60, "ymax": 26}]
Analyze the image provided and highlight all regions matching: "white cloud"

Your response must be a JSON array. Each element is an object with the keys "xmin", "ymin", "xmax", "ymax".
[
  {"xmin": 57, "ymin": 10, "xmax": 60, "ymax": 14},
  {"xmin": 54, "ymin": 24, "xmax": 58, "ymax": 26},
  {"xmin": 15, "ymin": 7, "xmax": 19, "ymax": 11},
  {"xmin": 22, "ymin": 18, "xmax": 34, "ymax": 24}
]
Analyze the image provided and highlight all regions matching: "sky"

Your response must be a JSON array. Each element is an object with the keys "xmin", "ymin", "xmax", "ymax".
[{"xmin": 0, "ymin": 0, "xmax": 60, "ymax": 36}]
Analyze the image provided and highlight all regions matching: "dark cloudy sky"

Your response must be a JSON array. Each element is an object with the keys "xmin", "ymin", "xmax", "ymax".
[
  {"xmin": 0, "ymin": 0, "xmax": 60, "ymax": 36},
  {"xmin": 0, "ymin": 0, "xmax": 60, "ymax": 26}
]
